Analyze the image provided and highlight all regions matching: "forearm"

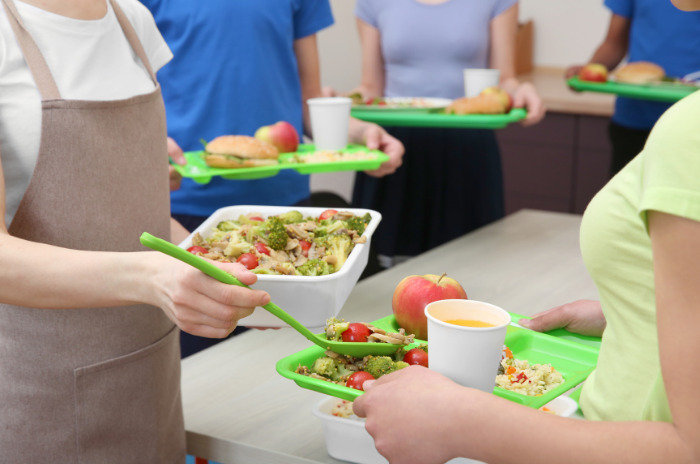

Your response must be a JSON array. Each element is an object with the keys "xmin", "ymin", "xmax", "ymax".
[
  {"xmin": 589, "ymin": 42, "xmax": 627, "ymax": 71},
  {"xmin": 0, "ymin": 233, "xmax": 154, "ymax": 309},
  {"xmin": 457, "ymin": 391, "xmax": 692, "ymax": 464}
]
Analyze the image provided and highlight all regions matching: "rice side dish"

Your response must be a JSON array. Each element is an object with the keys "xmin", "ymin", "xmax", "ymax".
[{"xmin": 495, "ymin": 346, "xmax": 564, "ymax": 396}]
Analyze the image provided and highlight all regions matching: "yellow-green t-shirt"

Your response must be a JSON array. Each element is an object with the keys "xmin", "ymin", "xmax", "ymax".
[{"xmin": 579, "ymin": 90, "xmax": 700, "ymax": 422}]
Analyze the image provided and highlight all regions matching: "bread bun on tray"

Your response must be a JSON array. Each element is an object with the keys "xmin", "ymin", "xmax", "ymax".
[
  {"xmin": 445, "ymin": 93, "xmax": 506, "ymax": 115},
  {"xmin": 614, "ymin": 61, "xmax": 666, "ymax": 84},
  {"xmin": 204, "ymin": 135, "xmax": 279, "ymax": 168}
]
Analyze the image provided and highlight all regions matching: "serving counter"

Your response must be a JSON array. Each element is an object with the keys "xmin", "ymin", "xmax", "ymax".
[{"xmin": 181, "ymin": 209, "xmax": 599, "ymax": 464}]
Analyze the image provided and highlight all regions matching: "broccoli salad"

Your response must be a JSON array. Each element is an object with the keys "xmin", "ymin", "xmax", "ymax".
[
  {"xmin": 187, "ymin": 210, "xmax": 372, "ymax": 276},
  {"xmin": 295, "ymin": 318, "xmax": 423, "ymax": 387}
]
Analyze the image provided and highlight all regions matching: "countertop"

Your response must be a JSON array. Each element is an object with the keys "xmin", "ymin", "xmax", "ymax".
[
  {"xmin": 180, "ymin": 209, "xmax": 599, "ymax": 464},
  {"xmin": 521, "ymin": 67, "xmax": 615, "ymax": 117}
]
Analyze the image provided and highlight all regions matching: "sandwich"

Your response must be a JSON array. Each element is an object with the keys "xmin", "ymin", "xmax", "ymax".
[
  {"xmin": 614, "ymin": 61, "xmax": 665, "ymax": 84},
  {"xmin": 203, "ymin": 135, "xmax": 279, "ymax": 168}
]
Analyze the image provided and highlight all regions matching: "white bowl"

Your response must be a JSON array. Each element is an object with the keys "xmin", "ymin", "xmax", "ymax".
[
  {"xmin": 312, "ymin": 395, "xmax": 578, "ymax": 464},
  {"xmin": 178, "ymin": 205, "xmax": 381, "ymax": 328}
]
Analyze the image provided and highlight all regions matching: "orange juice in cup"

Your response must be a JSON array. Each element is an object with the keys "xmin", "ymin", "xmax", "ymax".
[{"xmin": 425, "ymin": 299, "xmax": 510, "ymax": 392}]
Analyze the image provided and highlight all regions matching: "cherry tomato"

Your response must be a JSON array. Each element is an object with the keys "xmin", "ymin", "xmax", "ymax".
[
  {"xmin": 403, "ymin": 348, "xmax": 429, "ymax": 367},
  {"xmin": 346, "ymin": 371, "xmax": 375, "ymax": 391},
  {"xmin": 236, "ymin": 253, "xmax": 258, "ymax": 270},
  {"xmin": 341, "ymin": 323, "xmax": 372, "ymax": 343},
  {"xmin": 299, "ymin": 240, "xmax": 312, "ymax": 257},
  {"xmin": 249, "ymin": 216, "xmax": 264, "ymax": 222},
  {"xmin": 187, "ymin": 246, "xmax": 208, "ymax": 255},
  {"xmin": 319, "ymin": 209, "xmax": 338, "ymax": 220},
  {"xmin": 254, "ymin": 242, "xmax": 270, "ymax": 255}
]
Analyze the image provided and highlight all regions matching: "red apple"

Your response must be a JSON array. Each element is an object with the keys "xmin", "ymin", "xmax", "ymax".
[
  {"xmin": 578, "ymin": 63, "xmax": 608, "ymax": 83},
  {"xmin": 392, "ymin": 273, "xmax": 468, "ymax": 340},
  {"xmin": 254, "ymin": 121, "xmax": 299, "ymax": 153},
  {"xmin": 480, "ymin": 86, "xmax": 513, "ymax": 113}
]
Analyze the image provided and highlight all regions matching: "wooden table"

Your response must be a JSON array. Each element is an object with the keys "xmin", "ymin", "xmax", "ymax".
[{"xmin": 181, "ymin": 209, "xmax": 599, "ymax": 464}]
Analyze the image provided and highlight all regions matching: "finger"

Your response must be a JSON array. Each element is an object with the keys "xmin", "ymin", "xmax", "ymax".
[
  {"xmin": 363, "ymin": 128, "xmax": 381, "ymax": 150},
  {"xmin": 520, "ymin": 305, "xmax": 573, "ymax": 332},
  {"xmin": 362, "ymin": 379, "xmax": 376, "ymax": 391},
  {"xmin": 352, "ymin": 394, "xmax": 368, "ymax": 417}
]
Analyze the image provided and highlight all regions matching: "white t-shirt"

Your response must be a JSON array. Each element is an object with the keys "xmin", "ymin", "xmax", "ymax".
[{"xmin": 0, "ymin": 0, "xmax": 172, "ymax": 225}]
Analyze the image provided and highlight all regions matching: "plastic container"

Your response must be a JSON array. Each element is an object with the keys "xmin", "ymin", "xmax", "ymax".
[
  {"xmin": 179, "ymin": 205, "xmax": 381, "ymax": 328},
  {"xmin": 312, "ymin": 395, "xmax": 578, "ymax": 464}
]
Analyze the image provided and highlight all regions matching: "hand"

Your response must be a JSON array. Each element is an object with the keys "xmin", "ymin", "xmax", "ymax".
[
  {"xmin": 148, "ymin": 252, "xmax": 271, "ymax": 338},
  {"xmin": 168, "ymin": 137, "xmax": 185, "ymax": 191},
  {"xmin": 512, "ymin": 81, "xmax": 546, "ymax": 126},
  {"xmin": 353, "ymin": 366, "xmax": 475, "ymax": 464},
  {"xmin": 321, "ymin": 86, "xmax": 337, "ymax": 97},
  {"xmin": 565, "ymin": 65, "xmax": 583, "ymax": 79},
  {"xmin": 519, "ymin": 299, "xmax": 606, "ymax": 337},
  {"xmin": 355, "ymin": 122, "xmax": 405, "ymax": 177}
]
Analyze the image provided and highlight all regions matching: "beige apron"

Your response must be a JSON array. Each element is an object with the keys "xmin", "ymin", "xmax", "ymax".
[{"xmin": 0, "ymin": 0, "xmax": 185, "ymax": 462}]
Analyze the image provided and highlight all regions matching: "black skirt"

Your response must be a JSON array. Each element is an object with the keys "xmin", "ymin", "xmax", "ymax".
[{"xmin": 352, "ymin": 126, "xmax": 504, "ymax": 261}]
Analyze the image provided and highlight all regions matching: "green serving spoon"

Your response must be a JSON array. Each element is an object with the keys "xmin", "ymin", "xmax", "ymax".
[{"xmin": 139, "ymin": 232, "xmax": 405, "ymax": 357}]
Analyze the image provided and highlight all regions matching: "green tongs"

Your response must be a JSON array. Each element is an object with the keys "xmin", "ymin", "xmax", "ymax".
[{"xmin": 140, "ymin": 232, "xmax": 402, "ymax": 357}]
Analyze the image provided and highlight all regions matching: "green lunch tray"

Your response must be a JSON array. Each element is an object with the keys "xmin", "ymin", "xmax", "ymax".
[
  {"xmin": 276, "ymin": 313, "xmax": 600, "ymax": 409},
  {"xmin": 350, "ymin": 107, "xmax": 527, "ymax": 129},
  {"xmin": 173, "ymin": 143, "xmax": 390, "ymax": 184},
  {"xmin": 567, "ymin": 76, "xmax": 698, "ymax": 103}
]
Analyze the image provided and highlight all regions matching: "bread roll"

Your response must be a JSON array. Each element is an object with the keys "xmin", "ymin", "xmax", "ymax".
[
  {"xmin": 614, "ymin": 61, "xmax": 665, "ymax": 84},
  {"xmin": 445, "ymin": 93, "xmax": 506, "ymax": 115},
  {"xmin": 203, "ymin": 135, "xmax": 279, "ymax": 169}
]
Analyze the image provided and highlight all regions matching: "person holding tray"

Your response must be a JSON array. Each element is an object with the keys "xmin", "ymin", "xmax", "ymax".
[
  {"xmin": 332, "ymin": 0, "xmax": 546, "ymax": 269},
  {"xmin": 140, "ymin": 0, "xmax": 404, "ymax": 234},
  {"xmin": 565, "ymin": 0, "xmax": 700, "ymax": 177},
  {"xmin": 0, "ymin": 0, "xmax": 270, "ymax": 461},
  {"xmin": 352, "ymin": 2, "xmax": 700, "ymax": 462}
]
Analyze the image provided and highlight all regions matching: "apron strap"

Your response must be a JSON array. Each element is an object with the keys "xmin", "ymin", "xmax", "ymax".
[
  {"xmin": 109, "ymin": 0, "xmax": 158, "ymax": 85},
  {"xmin": 1, "ymin": 0, "xmax": 61, "ymax": 100},
  {"xmin": 0, "ymin": 0, "xmax": 158, "ymax": 99}
]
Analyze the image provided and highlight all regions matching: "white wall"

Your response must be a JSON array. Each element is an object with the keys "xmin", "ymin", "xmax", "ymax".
[{"xmin": 311, "ymin": 0, "xmax": 611, "ymax": 203}]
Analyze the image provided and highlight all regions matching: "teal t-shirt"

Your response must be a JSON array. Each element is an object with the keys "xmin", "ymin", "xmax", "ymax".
[{"xmin": 579, "ymin": 90, "xmax": 700, "ymax": 422}]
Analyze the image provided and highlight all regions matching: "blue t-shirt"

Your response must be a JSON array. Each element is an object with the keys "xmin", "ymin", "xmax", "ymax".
[
  {"xmin": 605, "ymin": 0, "xmax": 700, "ymax": 129},
  {"xmin": 140, "ymin": 0, "xmax": 334, "ymax": 217},
  {"xmin": 356, "ymin": 0, "xmax": 516, "ymax": 99}
]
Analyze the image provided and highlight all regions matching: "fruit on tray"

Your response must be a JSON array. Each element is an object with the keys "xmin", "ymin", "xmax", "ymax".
[
  {"xmin": 578, "ymin": 63, "xmax": 608, "ymax": 83},
  {"xmin": 392, "ymin": 273, "xmax": 468, "ymax": 340},
  {"xmin": 481, "ymin": 86, "xmax": 513, "ymax": 113},
  {"xmin": 254, "ymin": 120, "xmax": 300, "ymax": 153}
]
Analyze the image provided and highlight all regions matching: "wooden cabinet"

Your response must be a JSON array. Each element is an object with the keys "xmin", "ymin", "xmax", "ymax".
[{"xmin": 497, "ymin": 112, "xmax": 612, "ymax": 215}]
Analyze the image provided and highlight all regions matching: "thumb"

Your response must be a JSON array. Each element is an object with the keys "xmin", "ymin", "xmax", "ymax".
[
  {"xmin": 362, "ymin": 379, "xmax": 376, "ymax": 391},
  {"xmin": 363, "ymin": 126, "xmax": 381, "ymax": 150}
]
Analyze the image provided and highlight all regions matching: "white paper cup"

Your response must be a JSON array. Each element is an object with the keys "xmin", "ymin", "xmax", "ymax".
[
  {"xmin": 307, "ymin": 97, "xmax": 352, "ymax": 151},
  {"xmin": 463, "ymin": 69, "xmax": 500, "ymax": 97},
  {"xmin": 425, "ymin": 299, "xmax": 510, "ymax": 392}
]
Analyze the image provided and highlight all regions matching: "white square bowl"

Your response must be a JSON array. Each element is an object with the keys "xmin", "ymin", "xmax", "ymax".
[
  {"xmin": 312, "ymin": 395, "xmax": 578, "ymax": 464},
  {"xmin": 178, "ymin": 205, "xmax": 381, "ymax": 329}
]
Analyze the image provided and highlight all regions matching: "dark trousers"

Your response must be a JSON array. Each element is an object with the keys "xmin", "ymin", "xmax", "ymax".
[{"xmin": 608, "ymin": 122, "xmax": 652, "ymax": 177}]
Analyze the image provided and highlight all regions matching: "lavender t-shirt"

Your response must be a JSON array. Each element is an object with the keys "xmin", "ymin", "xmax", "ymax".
[{"xmin": 357, "ymin": 0, "xmax": 517, "ymax": 99}]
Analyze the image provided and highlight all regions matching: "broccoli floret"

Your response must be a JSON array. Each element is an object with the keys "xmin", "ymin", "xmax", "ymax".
[
  {"xmin": 316, "ymin": 234, "xmax": 353, "ymax": 271},
  {"xmin": 344, "ymin": 213, "xmax": 372, "ymax": 235},
  {"xmin": 311, "ymin": 357, "xmax": 338, "ymax": 379},
  {"xmin": 223, "ymin": 232, "xmax": 251, "ymax": 258},
  {"xmin": 275, "ymin": 210, "xmax": 304, "ymax": 224},
  {"xmin": 296, "ymin": 258, "xmax": 332, "ymax": 276},
  {"xmin": 311, "ymin": 356, "xmax": 354, "ymax": 381},
  {"xmin": 364, "ymin": 356, "xmax": 409, "ymax": 379},
  {"xmin": 314, "ymin": 219, "xmax": 345, "ymax": 238},
  {"xmin": 248, "ymin": 216, "xmax": 288, "ymax": 251},
  {"xmin": 216, "ymin": 219, "xmax": 241, "ymax": 232},
  {"xmin": 325, "ymin": 317, "xmax": 349, "ymax": 341}
]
